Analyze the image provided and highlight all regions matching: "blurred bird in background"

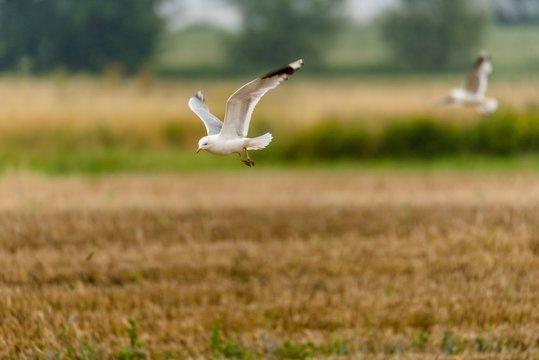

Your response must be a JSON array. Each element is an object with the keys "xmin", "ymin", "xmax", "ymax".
[{"xmin": 437, "ymin": 51, "xmax": 498, "ymax": 114}]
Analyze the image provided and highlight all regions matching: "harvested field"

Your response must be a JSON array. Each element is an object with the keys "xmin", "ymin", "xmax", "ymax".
[
  {"xmin": 0, "ymin": 77, "xmax": 537, "ymax": 136},
  {"xmin": 0, "ymin": 172, "xmax": 538, "ymax": 358}
]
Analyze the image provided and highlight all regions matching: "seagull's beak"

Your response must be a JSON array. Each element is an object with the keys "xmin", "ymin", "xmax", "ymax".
[{"xmin": 196, "ymin": 148, "xmax": 201, "ymax": 154}]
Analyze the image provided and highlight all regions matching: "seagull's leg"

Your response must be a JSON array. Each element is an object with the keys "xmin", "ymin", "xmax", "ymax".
[
  {"xmin": 245, "ymin": 148, "xmax": 255, "ymax": 166},
  {"xmin": 239, "ymin": 151, "xmax": 252, "ymax": 167}
]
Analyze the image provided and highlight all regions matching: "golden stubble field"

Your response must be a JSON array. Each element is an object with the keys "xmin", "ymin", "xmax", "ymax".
[
  {"xmin": 0, "ymin": 76, "xmax": 537, "ymax": 137},
  {"xmin": 0, "ymin": 171, "xmax": 538, "ymax": 358}
]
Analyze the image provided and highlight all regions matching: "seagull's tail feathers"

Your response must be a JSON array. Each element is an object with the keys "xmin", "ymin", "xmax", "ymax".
[
  {"xmin": 247, "ymin": 133, "xmax": 273, "ymax": 150},
  {"xmin": 477, "ymin": 98, "xmax": 498, "ymax": 115}
]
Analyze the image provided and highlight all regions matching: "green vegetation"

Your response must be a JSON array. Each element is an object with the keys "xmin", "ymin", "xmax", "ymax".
[
  {"xmin": 0, "ymin": 0, "xmax": 537, "ymax": 77},
  {"xmin": 0, "ymin": 0, "xmax": 162, "ymax": 73},
  {"xmin": 28, "ymin": 320, "xmax": 531, "ymax": 359},
  {"xmin": 485, "ymin": 24, "xmax": 539, "ymax": 74},
  {"xmin": 1, "ymin": 111, "xmax": 539, "ymax": 173},
  {"xmin": 380, "ymin": 0, "xmax": 490, "ymax": 69},
  {"xmin": 281, "ymin": 111, "xmax": 539, "ymax": 160},
  {"xmin": 274, "ymin": 111, "xmax": 539, "ymax": 167},
  {"xmin": 493, "ymin": 0, "xmax": 539, "ymax": 24},
  {"xmin": 28, "ymin": 319, "xmax": 147, "ymax": 360},
  {"xmin": 208, "ymin": 321, "xmax": 255, "ymax": 359},
  {"xmin": 155, "ymin": 22, "xmax": 539, "ymax": 77},
  {"xmin": 116, "ymin": 319, "xmax": 147, "ymax": 360},
  {"xmin": 226, "ymin": 0, "xmax": 344, "ymax": 66},
  {"xmin": 157, "ymin": 26, "xmax": 232, "ymax": 74}
]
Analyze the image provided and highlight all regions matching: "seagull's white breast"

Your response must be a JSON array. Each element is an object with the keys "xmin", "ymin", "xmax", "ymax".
[
  {"xmin": 206, "ymin": 137, "xmax": 247, "ymax": 155},
  {"xmin": 449, "ymin": 88, "xmax": 483, "ymax": 105}
]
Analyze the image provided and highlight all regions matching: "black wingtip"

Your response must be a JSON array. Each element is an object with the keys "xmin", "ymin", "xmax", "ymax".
[
  {"xmin": 473, "ymin": 50, "xmax": 490, "ymax": 68},
  {"xmin": 194, "ymin": 90, "xmax": 205, "ymax": 102},
  {"xmin": 261, "ymin": 59, "xmax": 304, "ymax": 79}
]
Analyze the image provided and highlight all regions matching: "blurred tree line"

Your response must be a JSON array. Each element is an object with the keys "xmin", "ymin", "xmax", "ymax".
[
  {"xmin": 225, "ymin": 0, "xmax": 492, "ymax": 70},
  {"xmin": 0, "ymin": 0, "xmax": 534, "ymax": 75},
  {"xmin": 0, "ymin": 0, "xmax": 162, "ymax": 73},
  {"xmin": 0, "ymin": 0, "xmax": 344, "ymax": 74},
  {"xmin": 492, "ymin": 0, "xmax": 539, "ymax": 24},
  {"xmin": 226, "ymin": 0, "xmax": 344, "ymax": 67},
  {"xmin": 380, "ymin": 0, "xmax": 491, "ymax": 69}
]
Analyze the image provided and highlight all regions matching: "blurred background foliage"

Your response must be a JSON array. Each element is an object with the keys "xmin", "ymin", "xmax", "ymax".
[
  {"xmin": 226, "ymin": 0, "xmax": 344, "ymax": 67},
  {"xmin": 0, "ymin": 0, "xmax": 538, "ymax": 172},
  {"xmin": 380, "ymin": 0, "xmax": 490, "ymax": 69},
  {"xmin": 0, "ymin": 0, "xmax": 537, "ymax": 74},
  {"xmin": 0, "ymin": 0, "xmax": 162, "ymax": 74},
  {"xmin": 493, "ymin": 0, "xmax": 539, "ymax": 24},
  {"xmin": 3, "ymin": 110, "xmax": 539, "ymax": 173}
]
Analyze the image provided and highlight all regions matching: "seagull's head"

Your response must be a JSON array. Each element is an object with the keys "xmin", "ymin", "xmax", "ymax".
[
  {"xmin": 476, "ymin": 52, "xmax": 493, "ymax": 76},
  {"xmin": 479, "ymin": 58, "xmax": 493, "ymax": 76},
  {"xmin": 196, "ymin": 136, "xmax": 212, "ymax": 153}
]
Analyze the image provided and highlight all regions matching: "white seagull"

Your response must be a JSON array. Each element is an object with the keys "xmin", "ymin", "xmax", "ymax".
[
  {"xmin": 439, "ymin": 51, "xmax": 498, "ymax": 114},
  {"xmin": 189, "ymin": 59, "xmax": 304, "ymax": 167}
]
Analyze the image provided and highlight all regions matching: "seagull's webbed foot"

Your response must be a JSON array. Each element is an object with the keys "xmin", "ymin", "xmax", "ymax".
[
  {"xmin": 239, "ymin": 150, "xmax": 255, "ymax": 167},
  {"xmin": 239, "ymin": 152, "xmax": 254, "ymax": 167},
  {"xmin": 245, "ymin": 149, "xmax": 255, "ymax": 167}
]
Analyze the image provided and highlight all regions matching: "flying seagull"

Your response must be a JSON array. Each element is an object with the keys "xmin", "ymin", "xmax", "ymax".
[
  {"xmin": 189, "ymin": 59, "xmax": 304, "ymax": 166},
  {"xmin": 438, "ymin": 51, "xmax": 498, "ymax": 114}
]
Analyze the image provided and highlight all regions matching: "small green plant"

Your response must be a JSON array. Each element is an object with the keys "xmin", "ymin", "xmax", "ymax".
[
  {"xmin": 209, "ymin": 321, "xmax": 225, "ymax": 358},
  {"xmin": 441, "ymin": 331, "xmax": 463, "ymax": 355},
  {"xmin": 116, "ymin": 318, "xmax": 147, "ymax": 360},
  {"xmin": 79, "ymin": 339, "xmax": 101, "ymax": 360},
  {"xmin": 276, "ymin": 340, "xmax": 318, "ymax": 360},
  {"xmin": 412, "ymin": 329, "xmax": 429, "ymax": 351},
  {"xmin": 208, "ymin": 321, "xmax": 255, "ymax": 359},
  {"xmin": 325, "ymin": 337, "xmax": 349, "ymax": 356}
]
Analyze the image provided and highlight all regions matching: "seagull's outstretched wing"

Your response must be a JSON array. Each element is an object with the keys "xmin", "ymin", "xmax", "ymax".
[
  {"xmin": 220, "ymin": 59, "xmax": 304, "ymax": 139},
  {"xmin": 465, "ymin": 67, "xmax": 481, "ymax": 94},
  {"xmin": 188, "ymin": 91, "xmax": 223, "ymax": 136},
  {"xmin": 466, "ymin": 54, "xmax": 490, "ymax": 94}
]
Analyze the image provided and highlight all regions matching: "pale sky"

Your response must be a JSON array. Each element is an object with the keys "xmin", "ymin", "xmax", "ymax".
[{"xmin": 161, "ymin": 0, "xmax": 398, "ymax": 30}]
